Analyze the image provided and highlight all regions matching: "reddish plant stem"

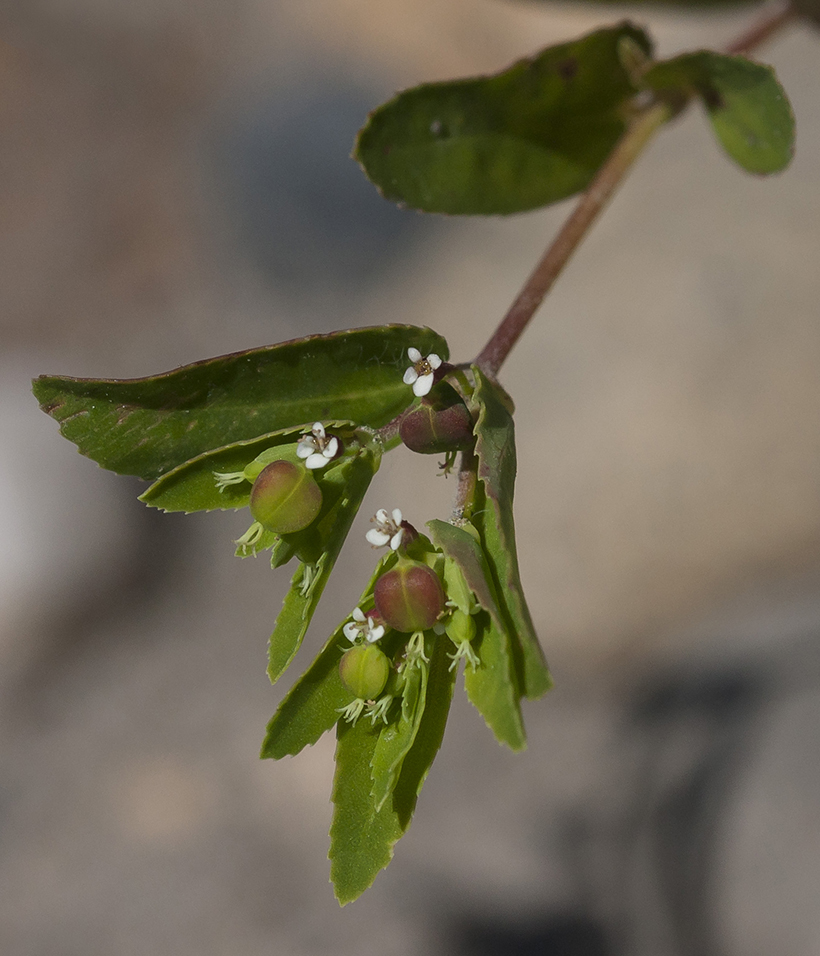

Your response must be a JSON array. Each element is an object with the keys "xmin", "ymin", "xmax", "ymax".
[
  {"xmin": 725, "ymin": 0, "xmax": 795, "ymax": 56},
  {"xmin": 474, "ymin": 1, "xmax": 795, "ymax": 378},
  {"xmin": 474, "ymin": 101, "xmax": 669, "ymax": 377},
  {"xmin": 454, "ymin": 447, "xmax": 478, "ymax": 518}
]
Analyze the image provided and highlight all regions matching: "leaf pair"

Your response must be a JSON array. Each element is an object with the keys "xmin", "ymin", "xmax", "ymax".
[{"xmin": 355, "ymin": 24, "xmax": 795, "ymax": 216}]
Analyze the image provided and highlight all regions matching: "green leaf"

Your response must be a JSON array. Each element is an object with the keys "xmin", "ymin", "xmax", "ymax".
[
  {"xmin": 267, "ymin": 449, "xmax": 381, "ymax": 684},
  {"xmin": 139, "ymin": 422, "xmax": 355, "ymax": 514},
  {"xmin": 644, "ymin": 52, "xmax": 794, "ymax": 174},
  {"xmin": 355, "ymin": 24, "xmax": 652, "ymax": 215},
  {"xmin": 427, "ymin": 518, "xmax": 504, "ymax": 623},
  {"xmin": 32, "ymin": 325, "xmax": 448, "ymax": 481},
  {"xmin": 330, "ymin": 718, "xmax": 404, "ymax": 905},
  {"xmin": 329, "ymin": 636, "xmax": 456, "ymax": 904},
  {"xmin": 464, "ymin": 611, "xmax": 527, "ymax": 751},
  {"xmin": 471, "ymin": 368, "xmax": 553, "ymax": 701},
  {"xmin": 391, "ymin": 635, "xmax": 456, "ymax": 829},
  {"xmin": 261, "ymin": 551, "xmax": 399, "ymax": 760},
  {"xmin": 370, "ymin": 653, "xmax": 428, "ymax": 813}
]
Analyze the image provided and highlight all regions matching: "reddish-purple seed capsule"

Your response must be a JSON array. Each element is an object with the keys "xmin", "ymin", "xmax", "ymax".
[
  {"xmin": 374, "ymin": 560, "xmax": 446, "ymax": 633},
  {"xmin": 399, "ymin": 383, "xmax": 473, "ymax": 456}
]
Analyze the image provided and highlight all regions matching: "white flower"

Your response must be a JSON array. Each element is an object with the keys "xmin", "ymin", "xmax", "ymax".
[
  {"xmin": 296, "ymin": 422, "xmax": 339, "ymax": 470},
  {"xmin": 366, "ymin": 508, "xmax": 405, "ymax": 550},
  {"xmin": 343, "ymin": 607, "xmax": 386, "ymax": 644},
  {"xmin": 403, "ymin": 347, "xmax": 442, "ymax": 397}
]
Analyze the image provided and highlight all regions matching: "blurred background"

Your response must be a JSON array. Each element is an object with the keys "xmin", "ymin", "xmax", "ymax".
[{"xmin": 1, "ymin": 1, "xmax": 819, "ymax": 953}]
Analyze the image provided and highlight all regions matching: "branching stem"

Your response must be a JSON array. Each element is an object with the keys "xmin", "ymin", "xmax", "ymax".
[{"xmin": 474, "ymin": 0, "xmax": 795, "ymax": 377}]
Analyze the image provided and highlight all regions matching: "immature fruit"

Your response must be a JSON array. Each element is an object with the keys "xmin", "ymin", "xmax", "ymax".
[
  {"xmin": 339, "ymin": 644, "xmax": 390, "ymax": 700},
  {"xmin": 249, "ymin": 460, "xmax": 322, "ymax": 533},
  {"xmin": 374, "ymin": 560, "xmax": 446, "ymax": 633},
  {"xmin": 445, "ymin": 608, "xmax": 476, "ymax": 645},
  {"xmin": 399, "ymin": 383, "xmax": 473, "ymax": 455}
]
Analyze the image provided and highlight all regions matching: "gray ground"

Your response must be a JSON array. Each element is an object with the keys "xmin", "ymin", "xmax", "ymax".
[{"xmin": 1, "ymin": 2, "xmax": 819, "ymax": 954}]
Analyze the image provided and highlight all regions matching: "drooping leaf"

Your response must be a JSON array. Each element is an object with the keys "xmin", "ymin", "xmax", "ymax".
[
  {"xmin": 329, "ymin": 636, "xmax": 456, "ymax": 904},
  {"xmin": 267, "ymin": 449, "xmax": 381, "ymax": 684},
  {"xmin": 261, "ymin": 552, "xmax": 399, "ymax": 760},
  {"xmin": 463, "ymin": 611, "xmax": 526, "ymax": 751},
  {"xmin": 355, "ymin": 24, "xmax": 652, "ymax": 215},
  {"xmin": 471, "ymin": 368, "xmax": 553, "ymax": 700},
  {"xmin": 139, "ymin": 422, "xmax": 354, "ymax": 514},
  {"xmin": 644, "ymin": 52, "xmax": 794, "ymax": 174},
  {"xmin": 32, "ymin": 325, "xmax": 448, "ymax": 481},
  {"xmin": 427, "ymin": 518, "xmax": 505, "ymax": 623},
  {"xmin": 391, "ymin": 636, "xmax": 456, "ymax": 829},
  {"xmin": 370, "ymin": 653, "xmax": 428, "ymax": 813},
  {"xmin": 330, "ymin": 718, "xmax": 404, "ymax": 905}
]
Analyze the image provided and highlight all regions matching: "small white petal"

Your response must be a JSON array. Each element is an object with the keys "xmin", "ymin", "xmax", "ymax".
[
  {"xmin": 305, "ymin": 452, "xmax": 329, "ymax": 469},
  {"xmin": 312, "ymin": 422, "xmax": 325, "ymax": 438},
  {"xmin": 343, "ymin": 623, "xmax": 359, "ymax": 641},
  {"xmin": 413, "ymin": 372, "xmax": 434, "ymax": 397},
  {"xmin": 367, "ymin": 529, "xmax": 391, "ymax": 547},
  {"xmin": 366, "ymin": 624, "xmax": 385, "ymax": 643},
  {"xmin": 391, "ymin": 508, "xmax": 403, "ymax": 525},
  {"xmin": 375, "ymin": 509, "xmax": 389, "ymax": 524},
  {"xmin": 390, "ymin": 528, "xmax": 404, "ymax": 551},
  {"xmin": 324, "ymin": 436, "xmax": 339, "ymax": 458},
  {"xmin": 428, "ymin": 353, "xmax": 442, "ymax": 370},
  {"xmin": 403, "ymin": 367, "xmax": 418, "ymax": 385},
  {"xmin": 352, "ymin": 607, "xmax": 366, "ymax": 623},
  {"xmin": 296, "ymin": 440, "xmax": 314, "ymax": 458},
  {"xmin": 408, "ymin": 347, "xmax": 422, "ymax": 362}
]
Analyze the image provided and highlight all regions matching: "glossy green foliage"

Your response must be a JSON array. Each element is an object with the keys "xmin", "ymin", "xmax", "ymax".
[
  {"xmin": 644, "ymin": 52, "xmax": 794, "ymax": 174},
  {"xmin": 470, "ymin": 369, "xmax": 553, "ymax": 700},
  {"xmin": 267, "ymin": 450, "xmax": 381, "ymax": 683},
  {"xmin": 262, "ymin": 553, "xmax": 398, "ymax": 760},
  {"xmin": 355, "ymin": 24, "xmax": 651, "ymax": 215},
  {"xmin": 32, "ymin": 326, "xmax": 447, "ymax": 480},
  {"xmin": 329, "ymin": 637, "xmax": 455, "ymax": 904}
]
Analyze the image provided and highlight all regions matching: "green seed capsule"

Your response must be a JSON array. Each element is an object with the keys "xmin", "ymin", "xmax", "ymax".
[
  {"xmin": 445, "ymin": 608, "xmax": 476, "ymax": 645},
  {"xmin": 374, "ymin": 559, "xmax": 446, "ymax": 633},
  {"xmin": 249, "ymin": 460, "xmax": 322, "ymax": 534},
  {"xmin": 339, "ymin": 644, "xmax": 390, "ymax": 700}
]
